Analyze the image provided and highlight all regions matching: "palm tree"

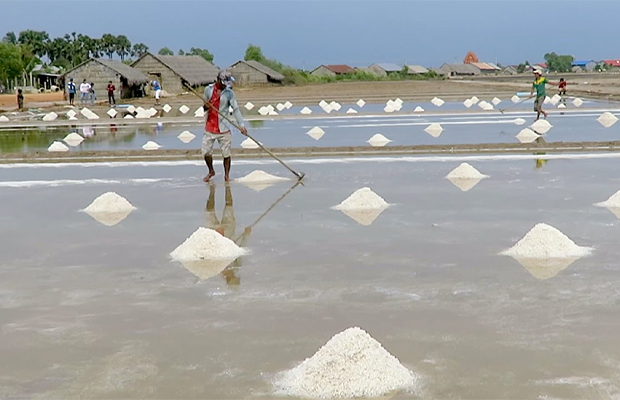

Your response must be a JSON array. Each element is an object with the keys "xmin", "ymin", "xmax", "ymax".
[
  {"xmin": 115, "ymin": 35, "xmax": 132, "ymax": 61},
  {"xmin": 131, "ymin": 43, "xmax": 149, "ymax": 58},
  {"xmin": 17, "ymin": 30, "xmax": 50, "ymax": 59},
  {"xmin": 100, "ymin": 33, "xmax": 116, "ymax": 59}
]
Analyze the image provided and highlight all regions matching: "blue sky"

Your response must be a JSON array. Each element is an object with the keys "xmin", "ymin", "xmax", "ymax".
[{"xmin": 3, "ymin": 1, "xmax": 618, "ymax": 69}]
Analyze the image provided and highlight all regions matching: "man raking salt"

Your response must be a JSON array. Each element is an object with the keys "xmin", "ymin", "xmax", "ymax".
[{"xmin": 202, "ymin": 70, "xmax": 247, "ymax": 182}]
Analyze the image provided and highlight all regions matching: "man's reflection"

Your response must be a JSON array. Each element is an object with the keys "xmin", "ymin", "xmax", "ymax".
[
  {"xmin": 205, "ymin": 184, "xmax": 250, "ymax": 287},
  {"xmin": 534, "ymin": 136, "xmax": 548, "ymax": 169}
]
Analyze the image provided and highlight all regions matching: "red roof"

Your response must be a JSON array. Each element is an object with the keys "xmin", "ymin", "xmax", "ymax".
[
  {"xmin": 604, "ymin": 59, "xmax": 620, "ymax": 67},
  {"xmin": 537, "ymin": 63, "xmax": 548, "ymax": 68},
  {"xmin": 324, "ymin": 64, "xmax": 354, "ymax": 74}
]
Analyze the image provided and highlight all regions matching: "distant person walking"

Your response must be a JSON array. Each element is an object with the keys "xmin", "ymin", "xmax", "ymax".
[
  {"xmin": 530, "ymin": 68, "xmax": 560, "ymax": 121},
  {"xmin": 107, "ymin": 81, "xmax": 116, "ymax": 106},
  {"xmin": 67, "ymin": 78, "xmax": 76, "ymax": 106},
  {"xmin": 558, "ymin": 78, "xmax": 567, "ymax": 96},
  {"xmin": 17, "ymin": 88, "xmax": 24, "ymax": 111},
  {"xmin": 79, "ymin": 79, "xmax": 90, "ymax": 104},
  {"xmin": 89, "ymin": 82, "xmax": 96, "ymax": 105},
  {"xmin": 202, "ymin": 70, "xmax": 247, "ymax": 183},
  {"xmin": 151, "ymin": 80, "xmax": 161, "ymax": 105}
]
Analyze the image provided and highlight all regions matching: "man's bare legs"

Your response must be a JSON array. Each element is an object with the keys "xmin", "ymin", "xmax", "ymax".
[
  {"xmin": 223, "ymin": 157, "xmax": 231, "ymax": 182},
  {"xmin": 204, "ymin": 154, "xmax": 215, "ymax": 182}
]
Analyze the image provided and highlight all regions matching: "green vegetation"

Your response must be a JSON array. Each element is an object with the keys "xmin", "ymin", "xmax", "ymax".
[
  {"xmin": 158, "ymin": 47, "xmax": 174, "ymax": 56},
  {"xmin": 544, "ymin": 52, "xmax": 574, "ymax": 73}
]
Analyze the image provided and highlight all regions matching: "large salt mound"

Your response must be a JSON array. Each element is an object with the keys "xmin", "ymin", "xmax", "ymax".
[
  {"xmin": 177, "ymin": 130, "xmax": 196, "ymax": 143},
  {"xmin": 170, "ymin": 227, "xmax": 247, "ymax": 261},
  {"xmin": 445, "ymin": 163, "xmax": 489, "ymax": 180},
  {"xmin": 273, "ymin": 327, "xmax": 418, "ymax": 399},
  {"xmin": 237, "ymin": 170, "xmax": 290, "ymax": 184},
  {"xmin": 501, "ymin": 223, "xmax": 592, "ymax": 259},
  {"xmin": 595, "ymin": 189, "xmax": 620, "ymax": 217},
  {"xmin": 367, "ymin": 133, "xmax": 392, "ymax": 147},
  {"xmin": 333, "ymin": 187, "xmax": 388, "ymax": 210},
  {"xmin": 515, "ymin": 128, "xmax": 540, "ymax": 143},
  {"xmin": 63, "ymin": 132, "xmax": 84, "ymax": 146},
  {"xmin": 83, "ymin": 192, "xmax": 136, "ymax": 213},
  {"xmin": 142, "ymin": 141, "xmax": 161, "ymax": 150},
  {"xmin": 240, "ymin": 137, "xmax": 260, "ymax": 149},
  {"xmin": 48, "ymin": 141, "xmax": 69, "ymax": 152},
  {"xmin": 424, "ymin": 123, "xmax": 443, "ymax": 137},
  {"xmin": 307, "ymin": 126, "xmax": 325, "ymax": 141}
]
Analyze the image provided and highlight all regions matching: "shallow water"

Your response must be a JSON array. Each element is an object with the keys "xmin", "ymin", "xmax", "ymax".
[{"xmin": 1, "ymin": 156, "xmax": 620, "ymax": 399}]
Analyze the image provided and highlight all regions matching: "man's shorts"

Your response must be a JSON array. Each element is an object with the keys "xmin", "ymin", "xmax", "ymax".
[
  {"xmin": 534, "ymin": 96, "xmax": 545, "ymax": 112},
  {"xmin": 202, "ymin": 131, "xmax": 232, "ymax": 158},
  {"xmin": 155, "ymin": 89, "xmax": 161, "ymax": 99}
]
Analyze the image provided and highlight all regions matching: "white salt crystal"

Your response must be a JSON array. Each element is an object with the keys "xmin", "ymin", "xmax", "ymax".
[
  {"xmin": 424, "ymin": 123, "xmax": 443, "ymax": 137},
  {"xmin": 273, "ymin": 327, "xmax": 418, "ymax": 399},
  {"xmin": 63, "ymin": 132, "xmax": 84, "ymax": 146},
  {"xmin": 433, "ymin": 97, "xmax": 445, "ymax": 107},
  {"xmin": 511, "ymin": 95, "xmax": 520, "ymax": 103},
  {"xmin": 501, "ymin": 223, "xmax": 591, "ymax": 259},
  {"xmin": 80, "ymin": 107, "xmax": 92, "ymax": 117},
  {"xmin": 367, "ymin": 133, "xmax": 392, "ymax": 147},
  {"xmin": 66, "ymin": 110, "xmax": 77, "ymax": 118},
  {"xmin": 276, "ymin": 103, "xmax": 285, "ymax": 111},
  {"xmin": 107, "ymin": 109, "xmax": 118, "ymax": 118},
  {"xmin": 597, "ymin": 112, "xmax": 618, "ymax": 128},
  {"xmin": 171, "ymin": 227, "xmax": 247, "ymax": 262},
  {"xmin": 177, "ymin": 131, "xmax": 196, "ymax": 143},
  {"xmin": 47, "ymin": 141, "xmax": 69, "ymax": 152},
  {"xmin": 492, "ymin": 97, "xmax": 502, "ymax": 106},
  {"xmin": 258, "ymin": 106, "xmax": 269, "ymax": 116},
  {"xmin": 142, "ymin": 141, "xmax": 161, "ymax": 150},
  {"xmin": 194, "ymin": 107, "xmax": 205, "ymax": 118},
  {"xmin": 477, "ymin": 100, "xmax": 489, "ymax": 109},
  {"xmin": 244, "ymin": 102, "xmax": 255, "ymax": 111},
  {"xmin": 319, "ymin": 100, "xmax": 328, "ymax": 108},
  {"xmin": 513, "ymin": 118, "xmax": 526, "ymax": 125},
  {"xmin": 322, "ymin": 104, "xmax": 333, "ymax": 113},
  {"xmin": 83, "ymin": 192, "xmax": 136, "ymax": 213},
  {"xmin": 300, "ymin": 107, "xmax": 312, "ymax": 115},
  {"xmin": 446, "ymin": 163, "xmax": 489, "ymax": 180},
  {"xmin": 346, "ymin": 108, "xmax": 358, "ymax": 114},
  {"xmin": 43, "ymin": 112, "xmax": 58, "ymax": 121},
  {"xmin": 530, "ymin": 119, "xmax": 553, "ymax": 134},
  {"xmin": 148, "ymin": 107, "xmax": 158, "ymax": 116},
  {"xmin": 333, "ymin": 187, "xmax": 388, "ymax": 211},
  {"xmin": 572, "ymin": 98, "xmax": 583, "ymax": 107},
  {"xmin": 0, "ymin": 116, "xmax": 9, "ymax": 122},
  {"xmin": 470, "ymin": 96, "xmax": 480, "ymax": 104},
  {"xmin": 123, "ymin": 114, "xmax": 134, "ymax": 119},
  {"xmin": 557, "ymin": 103, "xmax": 566, "ymax": 109},
  {"xmin": 383, "ymin": 105, "xmax": 395, "ymax": 113},
  {"xmin": 126, "ymin": 105, "xmax": 136, "ymax": 114},
  {"xmin": 162, "ymin": 104, "xmax": 172, "ymax": 113},
  {"xmin": 413, "ymin": 106, "xmax": 424, "ymax": 112},
  {"xmin": 284, "ymin": 101, "xmax": 293, "ymax": 109},
  {"xmin": 516, "ymin": 128, "xmax": 540, "ymax": 143},
  {"xmin": 240, "ymin": 137, "xmax": 260, "ymax": 149},
  {"xmin": 356, "ymin": 99, "xmax": 366, "ymax": 108},
  {"xmin": 307, "ymin": 126, "xmax": 325, "ymax": 141},
  {"xmin": 463, "ymin": 99, "xmax": 473, "ymax": 108},
  {"xmin": 330, "ymin": 101, "xmax": 341, "ymax": 111},
  {"xmin": 179, "ymin": 105, "xmax": 190, "ymax": 114}
]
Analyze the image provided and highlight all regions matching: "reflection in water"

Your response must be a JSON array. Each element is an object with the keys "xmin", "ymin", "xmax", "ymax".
[
  {"xmin": 446, "ymin": 177, "xmax": 485, "ymax": 192},
  {"xmin": 82, "ymin": 125, "xmax": 95, "ymax": 138},
  {"xmin": 534, "ymin": 137, "xmax": 548, "ymax": 169},
  {"xmin": 510, "ymin": 256, "xmax": 580, "ymax": 280},
  {"xmin": 339, "ymin": 207, "xmax": 388, "ymax": 226},
  {"xmin": 84, "ymin": 210, "xmax": 133, "ymax": 227}
]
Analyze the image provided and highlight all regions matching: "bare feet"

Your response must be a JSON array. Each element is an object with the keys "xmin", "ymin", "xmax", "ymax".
[
  {"xmin": 203, "ymin": 171, "xmax": 215, "ymax": 182},
  {"xmin": 224, "ymin": 175, "xmax": 230, "ymax": 182}
]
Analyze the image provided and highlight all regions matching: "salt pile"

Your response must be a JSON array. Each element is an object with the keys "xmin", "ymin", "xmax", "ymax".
[
  {"xmin": 284, "ymin": 101, "xmax": 293, "ymax": 109},
  {"xmin": 300, "ymin": 107, "xmax": 312, "ymax": 115},
  {"xmin": 268, "ymin": 110, "xmax": 279, "ymax": 116},
  {"xmin": 383, "ymin": 105, "xmax": 395, "ymax": 113},
  {"xmin": 66, "ymin": 110, "xmax": 77, "ymax": 118},
  {"xmin": 80, "ymin": 108, "xmax": 99, "ymax": 120},
  {"xmin": 322, "ymin": 104, "xmax": 333, "ymax": 114},
  {"xmin": 179, "ymin": 105, "xmax": 190, "ymax": 114},
  {"xmin": 265, "ymin": 105, "xmax": 275, "ymax": 113},
  {"xmin": 595, "ymin": 190, "xmax": 620, "ymax": 220},
  {"xmin": 142, "ymin": 141, "xmax": 161, "ymax": 150},
  {"xmin": 236, "ymin": 170, "xmax": 290, "ymax": 192},
  {"xmin": 307, "ymin": 126, "xmax": 325, "ymax": 141},
  {"xmin": 170, "ymin": 227, "xmax": 248, "ymax": 263},
  {"xmin": 127, "ymin": 105, "xmax": 136, "ymax": 114},
  {"xmin": 431, "ymin": 97, "xmax": 445, "ymax": 107},
  {"xmin": 273, "ymin": 327, "xmax": 418, "ymax": 399},
  {"xmin": 501, "ymin": 223, "xmax": 592, "ymax": 279},
  {"xmin": 511, "ymin": 95, "xmax": 520, "ymax": 103},
  {"xmin": 106, "ymin": 108, "xmax": 117, "ymax": 118},
  {"xmin": 463, "ymin": 99, "xmax": 473, "ymax": 108},
  {"xmin": 492, "ymin": 97, "xmax": 502, "ymax": 106},
  {"xmin": 513, "ymin": 118, "xmax": 526, "ymax": 125},
  {"xmin": 346, "ymin": 108, "xmax": 358, "ymax": 114},
  {"xmin": 515, "ymin": 128, "xmax": 540, "ymax": 143},
  {"xmin": 240, "ymin": 137, "xmax": 260, "ymax": 149},
  {"xmin": 319, "ymin": 100, "xmax": 328, "ymax": 108},
  {"xmin": 572, "ymin": 98, "xmax": 583, "ymax": 107},
  {"xmin": 82, "ymin": 192, "xmax": 136, "ymax": 226},
  {"xmin": 258, "ymin": 106, "xmax": 269, "ymax": 116},
  {"xmin": 424, "ymin": 123, "xmax": 443, "ymax": 137},
  {"xmin": 557, "ymin": 103, "xmax": 567, "ymax": 109},
  {"xmin": 123, "ymin": 114, "xmax": 134, "ymax": 119},
  {"xmin": 194, "ymin": 107, "xmax": 205, "ymax": 118},
  {"xmin": 501, "ymin": 223, "xmax": 591, "ymax": 259},
  {"xmin": 470, "ymin": 96, "xmax": 480, "ymax": 104},
  {"xmin": 530, "ymin": 119, "xmax": 553, "ymax": 134},
  {"xmin": 597, "ymin": 112, "xmax": 619, "ymax": 128},
  {"xmin": 42, "ymin": 112, "xmax": 58, "ymax": 121},
  {"xmin": 367, "ymin": 133, "xmax": 392, "ymax": 147},
  {"xmin": 163, "ymin": 104, "xmax": 172, "ymax": 113},
  {"xmin": 244, "ymin": 102, "xmax": 255, "ymax": 111},
  {"xmin": 63, "ymin": 132, "xmax": 84, "ymax": 146},
  {"xmin": 177, "ymin": 130, "xmax": 196, "ymax": 143},
  {"xmin": 356, "ymin": 99, "xmax": 366, "ymax": 108},
  {"xmin": 330, "ymin": 101, "xmax": 342, "ymax": 111},
  {"xmin": 445, "ymin": 163, "xmax": 489, "ymax": 192},
  {"xmin": 276, "ymin": 103, "xmax": 286, "ymax": 111},
  {"xmin": 543, "ymin": 96, "xmax": 552, "ymax": 104},
  {"xmin": 48, "ymin": 141, "xmax": 69, "ymax": 152},
  {"xmin": 413, "ymin": 106, "xmax": 424, "ymax": 113},
  {"xmin": 332, "ymin": 187, "xmax": 389, "ymax": 224}
]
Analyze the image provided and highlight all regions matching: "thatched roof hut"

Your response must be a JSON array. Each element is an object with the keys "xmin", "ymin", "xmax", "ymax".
[
  {"xmin": 228, "ymin": 60, "xmax": 284, "ymax": 85},
  {"xmin": 60, "ymin": 58, "xmax": 149, "ymax": 99},
  {"xmin": 131, "ymin": 53, "xmax": 218, "ymax": 94}
]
